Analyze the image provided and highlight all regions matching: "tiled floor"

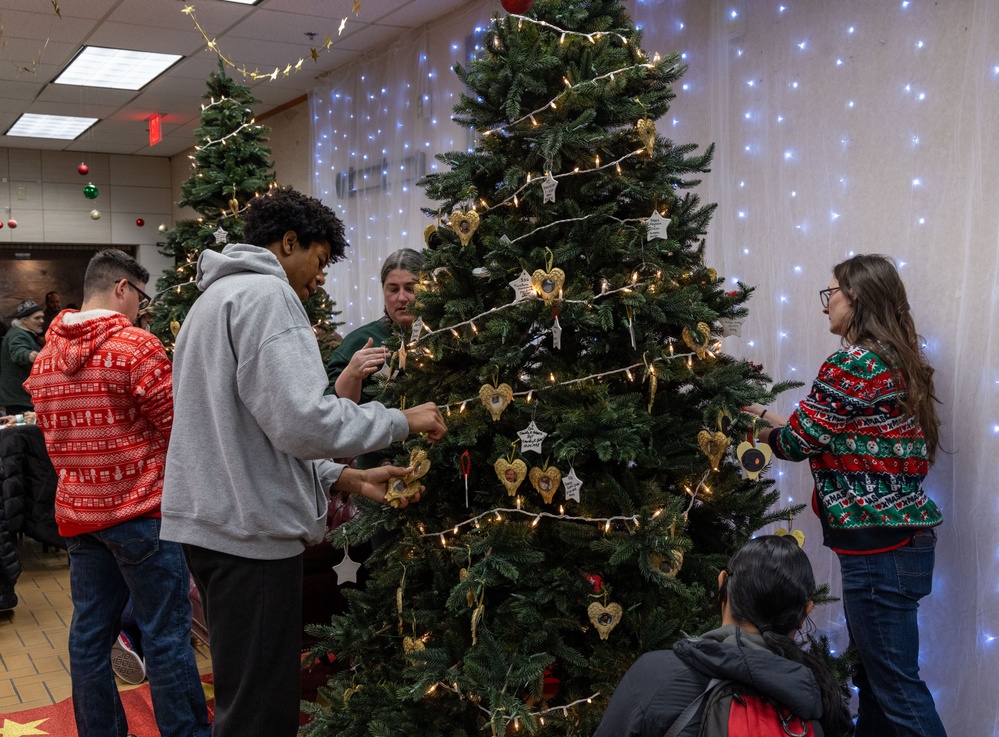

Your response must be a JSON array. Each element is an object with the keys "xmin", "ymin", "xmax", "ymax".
[{"xmin": 0, "ymin": 536, "xmax": 213, "ymax": 714}]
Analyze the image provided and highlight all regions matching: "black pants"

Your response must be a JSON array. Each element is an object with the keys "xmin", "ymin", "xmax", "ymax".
[{"xmin": 185, "ymin": 545, "xmax": 303, "ymax": 737}]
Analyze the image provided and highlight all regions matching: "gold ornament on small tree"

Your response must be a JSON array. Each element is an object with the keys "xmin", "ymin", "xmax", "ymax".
[
  {"xmin": 529, "ymin": 464, "xmax": 562, "ymax": 504},
  {"xmin": 682, "ymin": 322, "xmax": 712, "ymax": 359},
  {"xmin": 384, "ymin": 448, "xmax": 431, "ymax": 508},
  {"xmin": 636, "ymin": 117, "xmax": 656, "ymax": 154},
  {"xmin": 494, "ymin": 457, "xmax": 527, "ymax": 496},
  {"xmin": 449, "ymin": 209, "xmax": 480, "ymax": 247},
  {"xmin": 479, "ymin": 382, "xmax": 513, "ymax": 421},
  {"xmin": 697, "ymin": 429, "xmax": 729, "ymax": 470},
  {"xmin": 587, "ymin": 601, "xmax": 623, "ymax": 640}
]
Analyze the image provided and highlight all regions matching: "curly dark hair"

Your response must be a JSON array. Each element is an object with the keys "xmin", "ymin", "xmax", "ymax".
[{"xmin": 243, "ymin": 187, "xmax": 349, "ymax": 264}]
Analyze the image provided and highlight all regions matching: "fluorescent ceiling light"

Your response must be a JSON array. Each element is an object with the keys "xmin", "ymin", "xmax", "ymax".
[
  {"xmin": 7, "ymin": 113, "xmax": 98, "ymax": 140},
  {"xmin": 54, "ymin": 46, "xmax": 182, "ymax": 91}
]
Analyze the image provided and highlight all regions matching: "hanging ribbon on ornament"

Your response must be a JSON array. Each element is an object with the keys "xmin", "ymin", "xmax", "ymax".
[{"xmin": 460, "ymin": 449, "xmax": 471, "ymax": 508}]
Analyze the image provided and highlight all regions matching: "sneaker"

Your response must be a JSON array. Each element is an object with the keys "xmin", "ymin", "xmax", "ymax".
[
  {"xmin": 111, "ymin": 632, "xmax": 146, "ymax": 684},
  {"xmin": 0, "ymin": 591, "xmax": 16, "ymax": 612}
]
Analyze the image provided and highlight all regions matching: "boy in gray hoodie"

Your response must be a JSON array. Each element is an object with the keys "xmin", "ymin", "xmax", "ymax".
[{"xmin": 161, "ymin": 187, "xmax": 446, "ymax": 737}]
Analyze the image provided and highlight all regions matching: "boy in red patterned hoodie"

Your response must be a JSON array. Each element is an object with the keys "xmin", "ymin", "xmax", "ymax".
[{"xmin": 24, "ymin": 249, "xmax": 209, "ymax": 737}]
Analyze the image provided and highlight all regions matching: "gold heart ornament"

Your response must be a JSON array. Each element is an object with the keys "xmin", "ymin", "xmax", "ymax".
[
  {"xmin": 449, "ymin": 209, "xmax": 480, "ymax": 247},
  {"xmin": 697, "ymin": 429, "xmax": 730, "ymax": 470},
  {"xmin": 736, "ymin": 441, "xmax": 773, "ymax": 480},
  {"xmin": 479, "ymin": 383, "xmax": 514, "ymax": 422},
  {"xmin": 775, "ymin": 527, "xmax": 806, "ymax": 548},
  {"xmin": 494, "ymin": 458, "xmax": 528, "ymax": 496},
  {"xmin": 650, "ymin": 550, "xmax": 684, "ymax": 579},
  {"xmin": 403, "ymin": 636, "xmax": 426, "ymax": 653},
  {"xmin": 529, "ymin": 465, "xmax": 562, "ymax": 504},
  {"xmin": 636, "ymin": 118, "xmax": 656, "ymax": 154},
  {"xmin": 587, "ymin": 601, "xmax": 624, "ymax": 640},
  {"xmin": 682, "ymin": 322, "xmax": 712, "ymax": 359},
  {"xmin": 531, "ymin": 268, "xmax": 565, "ymax": 303},
  {"xmin": 384, "ymin": 448, "xmax": 432, "ymax": 508}
]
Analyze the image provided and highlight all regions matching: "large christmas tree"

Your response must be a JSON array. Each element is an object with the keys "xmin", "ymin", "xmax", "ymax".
[
  {"xmin": 305, "ymin": 1, "xmax": 795, "ymax": 735},
  {"xmin": 149, "ymin": 63, "xmax": 336, "ymax": 354}
]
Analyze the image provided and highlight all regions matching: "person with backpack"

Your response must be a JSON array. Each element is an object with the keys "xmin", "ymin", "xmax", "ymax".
[{"xmin": 593, "ymin": 535, "xmax": 853, "ymax": 737}]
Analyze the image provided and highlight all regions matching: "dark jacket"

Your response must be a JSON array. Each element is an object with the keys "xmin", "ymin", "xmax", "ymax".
[
  {"xmin": 0, "ymin": 424, "xmax": 64, "ymax": 550},
  {"xmin": 593, "ymin": 625, "xmax": 823, "ymax": 737},
  {"xmin": 0, "ymin": 455, "xmax": 20, "ymax": 588}
]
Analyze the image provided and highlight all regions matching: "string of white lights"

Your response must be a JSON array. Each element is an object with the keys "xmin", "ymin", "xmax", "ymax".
[
  {"xmin": 427, "ymin": 680, "xmax": 600, "ymax": 725},
  {"xmin": 482, "ymin": 149, "xmax": 646, "ymax": 213},
  {"xmin": 440, "ymin": 349, "xmax": 697, "ymax": 414},
  {"xmin": 416, "ymin": 277, "xmax": 652, "ymax": 344},
  {"xmin": 503, "ymin": 12, "xmax": 632, "ymax": 46},
  {"xmin": 194, "ymin": 121, "xmax": 261, "ymax": 151},
  {"xmin": 422, "ymin": 506, "xmax": 641, "ymax": 540},
  {"xmin": 482, "ymin": 63, "xmax": 655, "ymax": 136}
]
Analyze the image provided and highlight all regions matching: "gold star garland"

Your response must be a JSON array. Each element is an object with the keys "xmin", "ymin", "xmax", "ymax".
[{"xmin": 182, "ymin": 2, "xmax": 361, "ymax": 82}]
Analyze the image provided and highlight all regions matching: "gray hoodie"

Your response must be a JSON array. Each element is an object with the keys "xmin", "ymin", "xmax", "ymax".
[{"xmin": 160, "ymin": 244, "xmax": 409, "ymax": 559}]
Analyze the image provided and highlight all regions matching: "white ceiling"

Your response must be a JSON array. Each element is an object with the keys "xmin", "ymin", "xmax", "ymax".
[{"xmin": 0, "ymin": 0, "xmax": 472, "ymax": 158}]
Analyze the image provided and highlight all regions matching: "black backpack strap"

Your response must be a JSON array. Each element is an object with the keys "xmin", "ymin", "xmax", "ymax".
[{"xmin": 663, "ymin": 678, "xmax": 723, "ymax": 737}]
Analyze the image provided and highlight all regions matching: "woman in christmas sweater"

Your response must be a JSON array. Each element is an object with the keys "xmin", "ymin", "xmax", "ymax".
[{"xmin": 744, "ymin": 253, "xmax": 945, "ymax": 737}]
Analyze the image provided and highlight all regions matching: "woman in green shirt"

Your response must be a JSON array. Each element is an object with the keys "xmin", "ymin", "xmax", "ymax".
[{"xmin": 326, "ymin": 248, "xmax": 425, "ymax": 403}]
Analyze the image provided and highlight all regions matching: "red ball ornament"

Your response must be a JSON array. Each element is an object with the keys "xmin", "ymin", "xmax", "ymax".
[
  {"xmin": 0, "ymin": 221, "xmax": 4, "ymax": 229},
  {"xmin": 77, "ymin": 162, "xmax": 89, "ymax": 176},
  {"xmin": 500, "ymin": 0, "xmax": 533, "ymax": 13},
  {"xmin": 136, "ymin": 218, "xmax": 144, "ymax": 227},
  {"xmin": 7, "ymin": 219, "xmax": 17, "ymax": 229}
]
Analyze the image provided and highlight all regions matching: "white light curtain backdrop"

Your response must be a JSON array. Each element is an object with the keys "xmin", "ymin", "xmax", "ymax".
[
  {"xmin": 312, "ymin": 1, "xmax": 998, "ymax": 732},
  {"xmin": 310, "ymin": 0, "xmax": 495, "ymax": 334}
]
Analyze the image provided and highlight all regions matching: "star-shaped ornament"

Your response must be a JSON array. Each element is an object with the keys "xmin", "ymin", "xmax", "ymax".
[
  {"xmin": 541, "ymin": 171, "xmax": 558, "ymax": 203},
  {"xmin": 338, "ymin": 17, "xmax": 347, "ymax": 34},
  {"xmin": 563, "ymin": 467, "xmax": 583, "ymax": 502},
  {"xmin": 646, "ymin": 210, "xmax": 670, "ymax": 241},
  {"xmin": 509, "ymin": 270, "xmax": 534, "ymax": 302},
  {"xmin": 552, "ymin": 316, "xmax": 562, "ymax": 349},
  {"xmin": 333, "ymin": 546, "xmax": 361, "ymax": 585},
  {"xmin": 517, "ymin": 421, "xmax": 549, "ymax": 454},
  {"xmin": 213, "ymin": 226, "xmax": 229, "ymax": 245}
]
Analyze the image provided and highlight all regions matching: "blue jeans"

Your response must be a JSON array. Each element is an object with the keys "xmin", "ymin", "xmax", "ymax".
[
  {"xmin": 66, "ymin": 516, "xmax": 210, "ymax": 737},
  {"xmin": 838, "ymin": 530, "xmax": 947, "ymax": 737}
]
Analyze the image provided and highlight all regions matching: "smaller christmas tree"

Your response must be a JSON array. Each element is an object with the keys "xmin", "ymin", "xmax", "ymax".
[{"xmin": 149, "ymin": 62, "xmax": 337, "ymax": 354}]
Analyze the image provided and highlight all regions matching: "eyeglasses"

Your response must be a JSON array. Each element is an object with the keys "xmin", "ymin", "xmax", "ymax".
[
  {"xmin": 126, "ymin": 281, "xmax": 152, "ymax": 311},
  {"xmin": 819, "ymin": 287, "xmax": 841, "ymax": 308}
]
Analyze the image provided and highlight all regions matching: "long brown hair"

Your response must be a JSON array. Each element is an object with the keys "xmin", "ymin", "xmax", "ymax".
[{"xmin": 834, "ymin": 254, "xmax": 940, "ymax": 461}]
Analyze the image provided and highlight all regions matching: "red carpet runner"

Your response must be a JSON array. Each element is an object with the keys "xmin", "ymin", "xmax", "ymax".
[{"xmin": 0, "ymin": 675, "xmax": 214, "ymax": 736}]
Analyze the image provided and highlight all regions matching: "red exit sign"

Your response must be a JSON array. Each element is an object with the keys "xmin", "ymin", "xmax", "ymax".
[{"xmin": 149, "ymin": 113, "xmax": 162, "ymax": 146}]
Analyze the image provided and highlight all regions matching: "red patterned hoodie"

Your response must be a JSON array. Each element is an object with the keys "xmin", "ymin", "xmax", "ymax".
[{"xmin": 23, "ymin": 310, "xmax": 172, "ymax": 537}]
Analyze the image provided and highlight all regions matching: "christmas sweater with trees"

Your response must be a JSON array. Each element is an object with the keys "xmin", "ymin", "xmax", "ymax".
[
  {"xmin": 769, "ymin": 345, "xmax": 942, "ymax": 551},
  {"xmin": 24, "ymin": 310, "xmax": 172, "ymax": 537}
]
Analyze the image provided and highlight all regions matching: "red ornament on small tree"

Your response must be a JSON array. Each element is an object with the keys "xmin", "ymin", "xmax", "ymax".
[
  {"xmin": 77, "ymin": 162, "xmax": 89, "ymax": 176},
  {"xmin": 7, "ymin": 219, "xmax": 17, "ymax": 229},
  {"xmin": 500, "ymin": 0, "xmax": 533, "ymax": 13}
]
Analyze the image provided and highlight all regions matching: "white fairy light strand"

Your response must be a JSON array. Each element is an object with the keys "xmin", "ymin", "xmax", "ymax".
[
  {"xmin": 426, "ymin": 680, "xmax": 600, "ymax": 725},
  {"xmin": 438, "ymin": 351, "xmax": 697, "ymax": 414},
  {"xmin": 482, "ymin": 63, "xmax": 655, "ymax": 136},
  {"xmin": 416, "ymin": 276, "xmax": 651, "ymax": 344},
  {"xmin": 194, "ymin": 121, "xmax": 261, "ymax": 151},
  {"xmin": 481, "ymin": 149, "xmax": 646, "ymax": 213},
  {"xmin": 503, "ymin": 12, "xmax": 631, "ymax": 46},
  {"xmin": 421, "ymin": 506, "xmax": 641, "ymax": 540}
]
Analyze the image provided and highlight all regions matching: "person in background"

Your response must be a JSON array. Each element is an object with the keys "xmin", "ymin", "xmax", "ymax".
[
  {"xmin": 160, "ymin": 187, "xmax": 447, "ymax": 737},
  {"xmin": 24, "ymin": 249, "xmax": 210, "ymax": 737},
  {"xmin": 743, "ymin": 253, "xmax": 945, "ymax": 737},
  {"xmin": 594, "ymin": 535, "xmax": 853, "ymax": 737},
  {"xmin": 326, "ymin": 247, "xmax": 425, "ymax": 405},
  {"xmin": 42, "ymin": 291, "xmax": 61, "ymax": 333},
  {"xmin": 0, "ymin": 301, "xmax": 44, "ymax": 414}
]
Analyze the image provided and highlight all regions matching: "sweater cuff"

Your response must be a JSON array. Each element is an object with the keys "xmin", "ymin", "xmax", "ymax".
[{"xmin": 317, "ymin": 459, "xmax": 346, "ymax": 495}]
